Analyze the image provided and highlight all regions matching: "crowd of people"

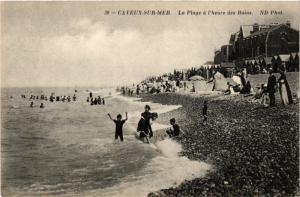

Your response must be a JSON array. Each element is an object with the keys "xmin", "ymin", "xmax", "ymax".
[
  {"xmin": 18, "ymin": 90, "xmax": 107, "ymax": 108},
  {"xmin": 223, "ymin": 69, "xmax": 294, "ymax": 107},
  {"xmin": 119, "ymin": 65, "xmax": 296, "ymax": 108},
  {"xmin": 86, "ymin": 92, "xmax": 105, "ymax": 106},
  {"xmin": 21, "ymin": 91, "xmax": 79, "ymax": 108}
]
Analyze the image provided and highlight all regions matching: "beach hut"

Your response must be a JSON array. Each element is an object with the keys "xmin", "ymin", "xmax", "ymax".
[
  {"xmin": 277, "ymin": 54, "xmax": 290, "ymax": 71},
  {"xmin": 279, "ymin": 54, "xmax": 290, "ymax": 62},
  {"xmin": 290, "ymin": 53, "xmax": 299, "ymax": 72},
  {"xmin": 201, "ymin": 62, "xmax": 214, "ymax": 80},
  {"xmin": 294, "ymin": 53, "xmax": 299, "ymax": 71},
  {"xmin": 261, "ymin": 57, "xmax": 272, "ymax": 72},
  {"xmin": 247, "ymin": 59, "xmax": 256, "ymax": 74},
  {"xmin": 271, "ymin": 56, "xmax": 279, "ymax": 72},
  {"xmin": 244, "ymin": 60, "xmax": 251, "ymax": 74},
  {"xmin": 220, "ymin": 62, "xmax": 236, "ymax": 78},
  {"xmin": 213, "ymin": 71, "xmax": 228, "ymax": 91}
]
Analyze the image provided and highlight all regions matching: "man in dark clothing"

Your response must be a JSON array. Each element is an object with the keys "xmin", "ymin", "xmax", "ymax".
[
  {"xmin": 267, "ymin": 70, "xmax": 277, "ymax": 107},
  {"xmin": 108, "ymin": 112, "xmax": 128, "ymax": 142},
  {"xmin": 203, "ymin": 101, "xmax": 208, "ymax": 124}
]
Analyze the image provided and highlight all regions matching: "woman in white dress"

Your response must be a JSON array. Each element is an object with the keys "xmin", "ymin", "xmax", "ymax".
[{"xmin": 278, "ymin": 71, "xmax": 293, "ymax": 105}]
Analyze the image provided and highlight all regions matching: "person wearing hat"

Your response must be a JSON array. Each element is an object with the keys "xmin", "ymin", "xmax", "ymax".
[
  {"xmin": 278, "ymin": 70, "xmax": 293, "ymax": 105},
  {"xmin": 267, "ymin": 70, "xmax": 277, "ymax": 107}
]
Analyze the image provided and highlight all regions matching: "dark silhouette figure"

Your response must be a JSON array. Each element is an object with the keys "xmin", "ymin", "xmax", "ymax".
[{"xmin": 267, "ymin": 70, "xmax": 277, "ymax": 107}]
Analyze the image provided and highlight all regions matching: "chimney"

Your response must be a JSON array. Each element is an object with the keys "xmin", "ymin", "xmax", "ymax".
[
  {"xmin": 286, "ymin": 20, "xmax": 291, "ymax": 27},
  {"xmin": 253, "ymin": 23, "xmax": 259, "ymax": 33}
]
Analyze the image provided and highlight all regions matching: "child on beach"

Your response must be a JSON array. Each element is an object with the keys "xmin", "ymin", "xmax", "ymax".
[
  {"xmin": 202, "ymin": 101, "xmax": 208, "ymax": 125},
  {"xmin": 166, "ymin": 118, "xmax": 180, "ymax": 137},
  {"xmin": 108, "ymin": 112, "xmax": 128, "ymax": 142}
]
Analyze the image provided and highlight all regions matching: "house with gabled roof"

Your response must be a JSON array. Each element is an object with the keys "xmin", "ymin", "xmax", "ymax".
[
  {"xmin": 232, "ymin": 21, "xmax": 299, "ymax": 60},
  {"xmin": 228, "ymin": 21, "xmax": 299, "ymax": 72}
]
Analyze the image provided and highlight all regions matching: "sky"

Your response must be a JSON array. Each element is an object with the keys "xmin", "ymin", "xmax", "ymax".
[{"xmin": 1, "ymin": 1, "xmax": 299, "ymax": 87}]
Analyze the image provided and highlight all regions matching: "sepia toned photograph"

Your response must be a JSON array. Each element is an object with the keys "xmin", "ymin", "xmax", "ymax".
[{"xmin": 1, "ymin": 1, "xmax": 299, "ymax": 196}]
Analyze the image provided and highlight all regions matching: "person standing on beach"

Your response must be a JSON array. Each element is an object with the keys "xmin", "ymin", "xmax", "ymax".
[
  {"xmin": 202, "ymin": 101, "xmax": 208, "ymax": 125},
  {"xmin": 108, "ymin": 112, "xmax": 128, "ymax": 142},
  {"xmin": 278, "ymin": 70, "xmax": 293, "ymax": 105},
  {"xmin": 267, "ymin": 70, "xmax": 277, "ymax": 107},
  {"xmin": 239, "ymin": 71, "xmax": 246, "ymax": 89},
  {"xmin": 242, "ymin": 68, "xmax": 248, "ymax": 78},
  {"xmin": 136, "ymin": 85, "xmax": 140, "ymax": 96}
]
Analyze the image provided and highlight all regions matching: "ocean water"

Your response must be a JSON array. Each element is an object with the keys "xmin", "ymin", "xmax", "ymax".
[{"xmin": 1, "ymin": 87, "xmax": 211, "ymax": 197}]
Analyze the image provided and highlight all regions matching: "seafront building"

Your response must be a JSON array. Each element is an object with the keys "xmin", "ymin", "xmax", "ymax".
[
  {"xmin": 137, "ymin": 21, "xmax": 299, "ymax": 85},
  {"xmin": 215, "ymin": 21, "xmax": 299, "ymax": 77}
]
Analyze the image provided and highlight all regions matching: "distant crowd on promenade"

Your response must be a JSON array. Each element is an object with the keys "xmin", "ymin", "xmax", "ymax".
[{"xmin": 119, "ymin": 67, "xmax": 297, "ymax": 108}]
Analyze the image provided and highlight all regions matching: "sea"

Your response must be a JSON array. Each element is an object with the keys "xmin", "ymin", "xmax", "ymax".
[{"xmin": 1, "ymin": 87, "xmax": 211, "ymax": 197}]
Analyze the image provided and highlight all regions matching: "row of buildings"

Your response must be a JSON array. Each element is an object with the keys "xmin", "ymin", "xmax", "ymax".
[{"xmin": 214, "ymin": 21, "xmax": 299, "ymax": 77}]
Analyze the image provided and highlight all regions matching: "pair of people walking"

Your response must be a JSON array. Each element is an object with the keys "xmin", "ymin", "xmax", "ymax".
[{"xmin": 267, "ymin": 70, "xmax": 293, "ymax": 107}]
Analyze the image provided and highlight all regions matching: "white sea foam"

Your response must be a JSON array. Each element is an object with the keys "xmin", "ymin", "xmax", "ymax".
[
  {"xmin": 87, "ymin": 138, "xmax": 211, "ymax": 197},
  {"xmin": 82, "ymin": 96, "xmax": 212, "ymax": 197}
]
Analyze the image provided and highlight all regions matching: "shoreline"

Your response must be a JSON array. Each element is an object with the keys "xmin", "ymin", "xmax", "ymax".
[{"xmin": 138, "ymin": 92, "xmax": 299, "ymax": 196}]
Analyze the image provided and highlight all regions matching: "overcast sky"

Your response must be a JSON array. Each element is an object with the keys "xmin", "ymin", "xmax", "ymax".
[{"xmin": 1, "ymin": 1, "xmax": 299, "ymax": 87}]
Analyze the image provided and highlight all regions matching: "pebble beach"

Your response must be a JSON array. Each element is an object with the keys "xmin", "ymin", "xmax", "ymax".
[{"xmin": 141, "ymin": 92, "xmax": 299, "ymax": 196}]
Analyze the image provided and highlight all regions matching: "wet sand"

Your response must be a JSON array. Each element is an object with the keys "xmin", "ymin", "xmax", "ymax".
[{"xmin": 140, "ymin": 92, "xmax": 299, "ymax": 196}]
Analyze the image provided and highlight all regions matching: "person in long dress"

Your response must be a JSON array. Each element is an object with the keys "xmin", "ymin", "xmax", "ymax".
[
  {"xmin": 278, "ymin": 71, "xmax": 293, "ymax": 105},
  {"xmin": 137, "ymin": 105, "xmax": 153, "ymax": 142},
  {"xmin": 267, "ymin": 70, "xmax": 277, "ymax": 107},
  {"xmin": 240, "ymin": 71, "xmax": 247, "ymax": 88}
]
